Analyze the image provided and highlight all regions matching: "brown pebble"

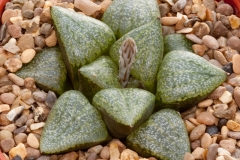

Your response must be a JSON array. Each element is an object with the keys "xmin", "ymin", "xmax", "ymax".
[
  {"xmin": 4, "ymin": 57, "xmax": 23, "ymax": 72},
  {"xmin": 227, "ymin": 36, "xmax": 240, "ymax": 52},
  {"xmin": 26, "ymin": 147, "xmax": 41, "ymax": 159},
  {"xmin": 0, "ymin": 137, "xmax": 15, "ymax": 153},
  {"xmin": 1, "ymin": 9, "xmax": 18, "ymax": 25},
  {"xmin": 207, "ymin": 143, "xmax": 219, "ymax": 160},
  {"xmin": 197, "ymin": 112, "xmax": 216, "ymax": 125},
  {"xmin": 8, "ymin": 73, "xmax": 24, "ymax": 86},
  {"xmin": 45, "ymin": 30, "xmax": 57, "ymax": 47},
  {"xmin": 21, "ymin": 49, "xmax": 36, "ymax": 64},
  {"xmin": 227, "ymin": 120, "xmax": 240, "ymax": 131},
  {"xmin": 17, "ymin": 34, "xmax": 35, "ymax": 52},
  {"xmin": 208, "ymin": 86, "xmax": 226, "ymax": 99},
  {"xmin": 35, "ymin": 36, "xmax": 46, "ymax": 48},
  {"xmin": 0, "ymin": 113, "xmax": 11, "ymax": 126},
  {"xmin": 86, "ymin": 152, "xmax": 97, "ymax": 160},
  {"xmin": 40, "ymin": 8, "xmax": 52, "ymax": 24},
  {"xmin": 7, "ymin": 24, "xmax": 22, "ymax": 38},
  {"xmin": 212, "ymin": 21, "xmax": 229, "ymax": 39},
  {"xmin": 234, "ymin": 87, "xmax": 240, "ymax": 107},
  {"xmin": 202, "ymin": 35, "xmax": 219, "ymax": 49},
  {"xmin": 0, "ymin": 92, "xmax": 16, "ymax": 104},
  {"xmin": 183, "ymin": 152, "xmax": 195, "ymax": 160},
  {"xmin": 190, "ymin": 124, "xmax": 206, "ymax": 141},
  {"xmin": 0, "ymin": 130, "xmax": 13, "ymax": 141},
  {"xmin": 59, "ymin": 152, "xmax": 79, "ymax": 160},
  {"xmin": 14, "ymin": 133, "xmax": 27, "ymax": 144},
  {"xmin": 27, "ymin": 133, "xmax": 40, "ymax": 149},
  {"xmin": 216, "ymin": 3, "xmax": 234, "ymax": 16},
  {"xmin": 219, "ymin": 139, "xmax": 236, "ymax": 153},
  {"xmin": 192, "ymin": 147, "xmax": 206, "ymax": 159},
  {"xmin": 201, "ymin": 133, "xmax": 212, "ymax": 148},
  {"xmin": 100, "ymin": 146, "xmax": 110, "ymax": 159},
  {"xmin": 214, "ymin": 50, "xmax": 228, "ymax": 66},
  {"xmin": 192, "ymin": 22, "xmax": 210, "ymax": 38},
  {"xmin": 15, "ymin": 114, "xmax": 28, "ymax": 127},
  {"xmin": 232, "ymin": 54, "xmax": 240, "ymax": 74}
]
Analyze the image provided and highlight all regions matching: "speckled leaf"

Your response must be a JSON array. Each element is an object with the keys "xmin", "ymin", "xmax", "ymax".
[
  {"xmin": 40, "ymin": 90, "xmax": 110, "ymax": 154},
  {"xmin": 126, "ymin": 109, "xmax": 190, "ymax": 160},
  {"xmin": 109, "ymin": 20, "xmax": 163, "ymax": 93},
  {"xmin": 92, "ymin": 88, "xmax": 155, "ymax": 139},
  {"xmin": 51, "ymin": 6, "xmax": 116, "ymax": 90},
  {"xmin": 102, "ymin": 0, "xmax": 160, "ymax": 39},
  {"xmin": 16, "ymin": 47, "xmax": 67, "ymax": 95},
  {"xmin": 163, "ymin": 33, "xmax": 193, "ymax": 56},
  {"xmin": 156, "ymin": 50, "xmax": 227, "ymax": 111},
  {"xmin": 78, "ymin": 56, "xmax": 121, "ymax": 101}
]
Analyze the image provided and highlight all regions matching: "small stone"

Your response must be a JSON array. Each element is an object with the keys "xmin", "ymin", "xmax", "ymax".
[
  {"xmin": 0, "ymin": 75, "xmax": 13, "ymax": 87},
  {"xmin": 9, "ymin": 143, "xmax": 27, "ymax": 159},
  {"xmin": 109, "ymin": 140, "xmax": 120, "ymax": 159},
  {"xmin": 218, "ymin": 147, "xmax": 231, "ymax": 156},
  {"xmin": 162, "ymin": 26, "xmax": 175, "ymax": 36},
  {"xmin": 214, "ymin": 50, "xmax": 228, "ymax": 66},
  {"xmin": 207, "ymin": 143, "xmax": 219, "ymax": 160},
  {"xmin": 191, "ymin": 139, "xmax": 201, "ymax": 150},
  {"xmin": 21, "ymin": 49, "xmax": 36, "ymax": 64},
  {"xmin": 100, "ymin": 146, "xmax": 110, "ymax": 159},
  {"xmin": 0, "ymin": 113, "xmax": 11, "ymax": 126},
  {"xmin": 26, "ymin": 147, "xmax": 41, "ymax": 159},
  {"xmin": 0, "ymin": 138, "xmax": 15, "ymax": 153},
  {"xmin": 22, "ymin": 1, "xmax": 34, "ymax": 11},
  {"xmin": 227, "ymin": 131, "xmax": 240, "ymax": 139},
  {"xmin": 74, "ymin": 0, "xmax": 101, "ymax": 16},
  {"xmin": 227, "ymin": 120, "xmax": 240, "ymax": 131},
  {"xmin": 220, "ymin": 139, "xmax": 236, "ymax": 153},
  {"xmin": 17, "ymin": 34, "xmax": 34, "ymax": 52},
  {"xmin": 37, "ymin": 155, "xmax": 51, "ymax": 160},
  {"xmin": 219, "ymin": 91, "xmax": 232, "ymax": 104},
  {"xmin": 206, "ymin": 125, "xmax": 218, "ymax": 136},
  {"xmin": 222, "ymin": 62, "xmax": 233, "ymax": 75},
  {"xmin": 217, "ymin": 36, "xmax": 227, "ymax": 48},
  {"xmin": 4, "ymin": 57, "xmax": 23, "ymax": 72},
  {"xmin": 120, "ymin": 149, "xmax": 139, "ymax": 160},
  {"xmin": 59, "ymin": 152, "xmax": 78, "ymax": 160},
  {"xmin": 212, "ymin": 21, "xmax": 229, "ymax": 39},
  {"xmin": 218, "ymin": 119, "xmax": 228, "ymax": 130},
  {"xmin": 216, "ymin": 3, "xmax": 233, "ymax": 16},
  {"xmin": 192, "ymin": 147, "xmax": 205, "ymax": 159},
  {"xmin": 161, "ymin": 17, "xmax": 180, "ymax": 26},
  {"xmin": 33, "ymin": 91, "xmax": 47, "ymax": 102},
  {"xmin": 20, "ymin": 88, "xmax": 32, "ymax": 100},
  {"xmin": 232, "ymin": 54, "xmax": 240, "ymax": 74},
  {"xmin": 8, "ymin": 73, "xmax": 24, "ymax": 86},
  {"xmin": 3, "ymin": 43, "xmax": 20, "ymax": 54},
  {"xmin": 234, "ymin": 87, "xmax": 240, "ymax": 107},
  {"xmin": 1, "ymin": 9, "xmax": 18, "ymax": 25},
  {"xmin": 40, "ymin": 23, "xmax": 52, "ymax": 37},
  {"xmin": 201, "ymin": 133, "xmax": 212, "ymax": 148},
  {"xmin": 223, "ymin": 155, "xmax": 237, "ymax": 160},
  {"xmin": 13, "ymin": 125, "xmax": 27, "ymax": 135},
  {"xmin": 0, "ymin": 92, "xmax": 16, "ymax": 105},
  {"xmin": 227, "ymin": 36, "xmax": 240, "ymax": 52},
  {"xmin": 185, "ymin": 120, "xmax": 196, "ymax": 133},
  {"xmin": 7, "ymin": 24, "xmax": 22, "ymax": 39},
  {"xmin": 88, "ymin": 145, "xmax": 103, "ymax": 154},
  {"xmin": 197, "ymin": 111, "xmax": 216, "ymax": 125},
  {"xmin": 6, "ymin": 106, "xmax": 24, "ymax": 121},
  {"xmin": 40, "ymin": 8, "xmax": 52, "ymax": 24},
  {"xmin": 35, "ymin": 36, "xmax": 45, "ymax": 48},
  {"xmin": 206, "ymin": 9, "xmax": 217, "ymax": 23},
  {"xmin": 86, "ymin": 152, "xmax": 97, "ymax": 160},
  {"xmin": 0, "ymin": 67, "xmax": 6, "ymax": 77},
  {"xmin": 198, "ymin": 99, "xmax": 213, "ymax": 108},
  {"xmin": 22, "ymin": 10, "xmax": 34, "ymax": 19},
  {"xmin": 221, "ymin": 125, "xmax": 229, "ymax": 140},
  {"xmin": 229, "ymin": 77, "xmax": 240, "ymax": 87},
  {"xmin": 186, "ymin": 34, "xmax": 203, "ymax": 44},
  {"xmin": 192, "ymin": 44, "xmax": 207, "ymax": 56},
  {"xmin": 183, "ymin": 152, "xmax": 194, "ymax": 160},
  {"xmin": 45, "ymin": 91, "xmax": 57, "ymax": 108},
  {"xmin": 0, "ymin": 104, "xmax": 10, "ymax": 113},
  {"xmin": 220, "ymin": 15, "xmax": 231, "ymax": 29},
  {"xmin": 30, "ymin": 122, "xmax": 45, "ymax": 130},
  {"xmin": 190, "ymin": 124, "xmax": 206, "ymax": 141},
  {"xmin": 171, "ymin": 0, "xmax": 187, "ymax": 12},
  {"xmin": 176, "ymin": 27, "xmax": 193, "ymax": 33},
  {"xmin": 0, "ymin": 85, "xmax": 12, "ymax": 94},
  {"xmin": 14, "ymin": 133, "xmax": 27, "ymax": 144},
  {"xmin": 0, "ymin": 130, "xmax": 13, "ymax": 141},
  {"xmin": 193, "ymin": 22, "xmax": 210, "ymax": 38},
  {"xmin": 34, "ymin": 8, "xmax": 43, "ymax": 17},
  {"xmin": 159, "ymin": 3, "xmax": 171, "ymax": 17},
  {"xmin": 203, "ymin": 0, "xmax": 215, "ymax": 11},
  {"xmin": 202, "ymin": 35, "xmax": 219, "ymax": 49},
  {"xmin": 45, "ymin": 30, "xmax": 57, "ymax": 47},
  {"xmin": 197, "ymin": 4, "xmax": 206, "ymax": 21},
  {"xmin": 15, "ymin": 114, "xmax": 28, "ymax": 127},
  {"xmin": 229, "ymin": 15, "xmax": 240, "ymax": 29},
  {"xmin": 27, "ymin": 133, "xmax": 40, "ymax": 149}
]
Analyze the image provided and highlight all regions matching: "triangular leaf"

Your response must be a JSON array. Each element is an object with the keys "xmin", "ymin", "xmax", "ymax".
[
  {"xmin": 40, "ymin": 90, "xmax": 110, "ymax": 154},
  {"xmin": 156, "ymin": 50, "xmax": 227, "ymax": 111},
  {"xmin": 51, "ymin": 6, "xmax": 116, "ymax": 89},
  {"xmin": 92, "ymin": 88, "xmax": 155, "ymax": 139}
]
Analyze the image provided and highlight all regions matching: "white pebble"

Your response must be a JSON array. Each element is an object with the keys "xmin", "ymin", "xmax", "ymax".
[
  {"xmin": 6, "ymin": 106, "xmax": 24, "ymax": 121},
  {"xmin": 186, "ymin": 34, "xmax": 203, "ymax": 44},
  {"xmin": 202, "ymin": 35, "xmax": 219, "ymax": 49}
]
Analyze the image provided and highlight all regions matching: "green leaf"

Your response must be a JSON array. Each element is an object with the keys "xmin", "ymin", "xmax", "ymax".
[
  {"xmin": 163, "ymin": 33, "xmax": 193, "ymax": 56},
  {"xmin": 156, "ymin": 50, "xmax": 227, "ymax": 111},
  {"xmin": 78, "ymin": 56, "xmax": 121, "ymax": 101},
  {"xmin": 51, "ymin": 6, "xmax": 116, "ymax": 90},
  {"xmin": 40, "ymin": 90, "xmax": 111, "ymax": 154},
  {"xmin": 109, "ymin": 20, "xmax": 163, "ymax": 93},
  {"xmin": 102, "ymin": 0, "xmax": 160, "ymax": 39},
  {"xmin": 126, "ymin": 109, "xmax": 190, "ymax": 160},
  {"xmin": 92, "ymin": 88, "xmax": 155, "ymax": 139},
  {"xmin": 16, "ymin": 47, "xmax": 68, "ymax": 95}
]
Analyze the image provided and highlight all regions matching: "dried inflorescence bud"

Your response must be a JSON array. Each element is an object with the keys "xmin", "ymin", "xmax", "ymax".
[{"xmin": 119, "ymin": 37, "xmax": 137, "ymax": 88}]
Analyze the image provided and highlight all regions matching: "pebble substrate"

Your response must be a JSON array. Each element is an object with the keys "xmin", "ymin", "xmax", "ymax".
[{"xmin": 1, "ymin": 0, "xmax": 240, "ymax": 159}]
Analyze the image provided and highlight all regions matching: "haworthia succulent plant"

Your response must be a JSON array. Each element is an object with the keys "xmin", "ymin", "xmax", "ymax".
[
  {"xmin": 40, "ymin": 90, "xmax": 111, "ymax": 154},
  {"xmin": 126, "ymin": 109, "xmax": 190, "ymax": 160},
  {"xmin": 51, "ymin": 6, "xmax": 116, "ymax": 90},
  {"xmin": 109, "ymin": 20, "xmax": 163, "ymax": 93},
  {"xmin": 16, "ymin": 47, "xmax": 68, "ymax": 95},
  {"xmin": 156, "ymin": 50, "xmax": 227, "ymax": 111},
  {"xmin": 102, "ymin": 0, "xmax": 160, "ymax": 39},
  {"xmin": 92, "ymin": 88, "xmax": 155, "ymax": 139},
  {"xmin": 78, "ymin": 56, "xmax": 121, "ymax": 101}
]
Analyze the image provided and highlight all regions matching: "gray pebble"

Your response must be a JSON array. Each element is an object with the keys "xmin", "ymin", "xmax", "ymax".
[
  {"xmin": 13, "ymin": 125, "xmax": 27, "ymax": 135},
  {"xmin": 227, "ymin": 36, "xmax": 240, "ymax": 52},
  {"xmin": 45, "ymin": 91, "xmax": 57, "ymax": 108},
  {"xmin": 212, "ymin": 21, "xmax": 229, "ymax": 39},
  {"xmin": 227, "ymin": 131, "xmax": 240, "ymax": 139},
  {"xmin": 22, "ymin": 10, "xmax": 34, "ymax": 19},
  {"xmin": 216, "ymin": 3, "xmax": 234, "ymax": 16},
  {"xmin": 207, "ymin": 143, "xmax": 219, "ymax": 160}
]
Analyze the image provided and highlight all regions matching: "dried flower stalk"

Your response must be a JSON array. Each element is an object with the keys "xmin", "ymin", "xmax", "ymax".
[{"xmin": 119, "ymin": 37, "xmax": 137, "ymax": 88}]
